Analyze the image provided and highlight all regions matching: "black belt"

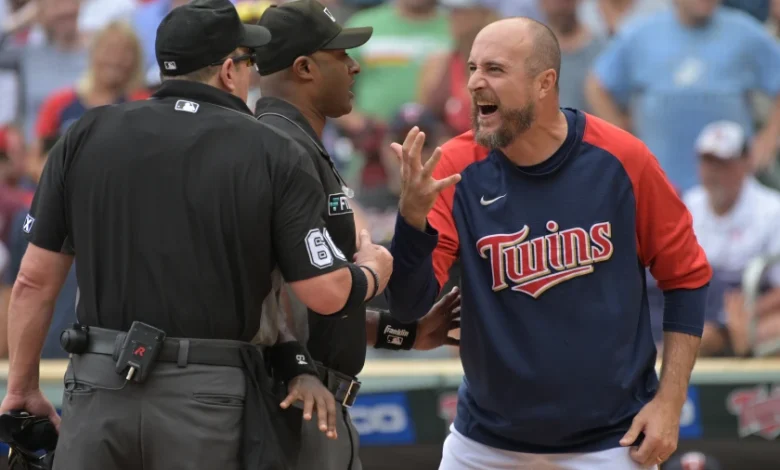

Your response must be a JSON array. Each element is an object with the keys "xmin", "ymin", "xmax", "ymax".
[
  {"xmin": 315, "ymin": 362, "xmax": 361, "ymax": 408},
  {"xmin": 82, "ymin": 327, "xmax": 251, "ymax": 369}
]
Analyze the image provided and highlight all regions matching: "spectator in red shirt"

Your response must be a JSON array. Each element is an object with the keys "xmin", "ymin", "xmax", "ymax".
[
  {"xmin": 34, "ymin": 20, "xmax": 150, "ymax": 149},
  {"xmin": 417, "ymin": 0, "xmax": 499, "ymax": 135}
]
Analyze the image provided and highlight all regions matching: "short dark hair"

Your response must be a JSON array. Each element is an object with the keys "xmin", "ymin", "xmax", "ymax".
[
  {"xmin": 521, "ymin": 18, "xmax": 561, "ymax": 88},
  {"xmin": 160, "ymin": 48, "xmax": 247, "ymax": 84}
]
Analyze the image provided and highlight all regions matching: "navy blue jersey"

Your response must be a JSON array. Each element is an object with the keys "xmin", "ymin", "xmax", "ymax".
[{"xmin": 386, "ymin": 110, "xmax": 711, "ymax": 453}]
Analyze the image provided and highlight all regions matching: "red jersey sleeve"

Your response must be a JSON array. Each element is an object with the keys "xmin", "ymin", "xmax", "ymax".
[
  {"xmin": 584, "ymin": 115, "xmax": 712, "ymax": 291},
  {"xmin": 631, "ymin": 148, "xmax": 712, "ymax": 290},
  {"xmin": 430, "ymin": 131, "xmax": 490, "ymax": 289}
]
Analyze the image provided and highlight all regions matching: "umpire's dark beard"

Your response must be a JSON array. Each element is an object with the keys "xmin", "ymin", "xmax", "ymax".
[{"xmin": 472, "ymin": 102, "xmax": 535, "ymax": 149}]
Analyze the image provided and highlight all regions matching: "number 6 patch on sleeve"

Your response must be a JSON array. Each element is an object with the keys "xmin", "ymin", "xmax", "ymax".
[{"xmin": 305, "ymin": 228, "xmax": 346, "ymax": 268}]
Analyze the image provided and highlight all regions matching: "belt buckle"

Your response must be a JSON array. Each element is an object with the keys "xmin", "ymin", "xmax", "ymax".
[{"xmin": 340, "ymin": 379, "xmax": 360, "ymax": 408}]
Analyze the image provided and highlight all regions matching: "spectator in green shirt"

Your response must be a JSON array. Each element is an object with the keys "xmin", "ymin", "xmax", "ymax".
[{"xmin": 338, "ymin": 0, "xmax": 453, "ymax": 132}]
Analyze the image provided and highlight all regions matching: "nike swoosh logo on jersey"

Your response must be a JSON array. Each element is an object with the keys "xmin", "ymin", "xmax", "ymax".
[{"xmin": 480, "ymin": 194, "xmax": 507, "ymax": 206}]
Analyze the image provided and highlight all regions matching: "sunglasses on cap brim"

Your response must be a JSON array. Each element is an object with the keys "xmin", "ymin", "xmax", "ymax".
[{"xmin": 210, "ymin": 52, "xmax": 257, "ymax": 68}]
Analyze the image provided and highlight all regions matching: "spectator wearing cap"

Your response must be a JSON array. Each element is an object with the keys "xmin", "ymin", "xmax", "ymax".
[
  {"xmin": 34, "ymin": 21, "xmax": 150, "ymax": 154},
  {"xmin": 683, "ymin": 121, "xmax": 780, "ymax": 357},
  {"xmin": 253, "ymin": 4, "xmax": 461, "ymax": 469},
  {"xmin": 586, "ymin": 0, "xmax": 780, "ymax": 192},
  {"xmin": 418, "ymin": 0, "xmax": 499, "ymax": 135},
  {"xmin": 0, "ymin": 0, "xmax": 397, "ymax": 469}
]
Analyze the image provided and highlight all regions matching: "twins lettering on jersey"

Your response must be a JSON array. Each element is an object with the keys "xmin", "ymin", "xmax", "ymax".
[{"xmin": 476, "ymin": 220, "xmax": 613, "ymax": 298}]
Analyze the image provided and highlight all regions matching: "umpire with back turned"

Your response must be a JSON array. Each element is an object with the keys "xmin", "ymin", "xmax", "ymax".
[
  {"xmin": 0, "ymin": 1, "xmax": 394, "ymax": 470},
  {"xmin": 252, "ymin": 2, "xmax": 462, "ymax": 470}
]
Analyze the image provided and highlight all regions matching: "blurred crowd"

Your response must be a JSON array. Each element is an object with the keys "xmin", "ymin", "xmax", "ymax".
[{"xmin": 0, "ymin": 0, "xmax": 778, "ymax": 361}]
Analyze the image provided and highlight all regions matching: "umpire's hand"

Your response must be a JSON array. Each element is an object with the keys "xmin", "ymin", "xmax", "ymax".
[
  {"xmin": 414, "ymin": 287, "xmax": 461, "ymax": 350},
  {"xmin": 280, "ymin": 375, "xmax": 338, "ymax": 439}
]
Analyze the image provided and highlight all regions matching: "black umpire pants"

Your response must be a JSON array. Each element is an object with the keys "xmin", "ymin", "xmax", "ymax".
[
  {"xmin": 53, "ymin": 352, "xmax": 247, "ymax": 470},
  {"xmin": 295, "ymin": 404, "xmax": 362, "ymax": 470}
]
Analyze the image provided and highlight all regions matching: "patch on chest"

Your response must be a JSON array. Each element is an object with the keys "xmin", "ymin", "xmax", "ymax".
[
  {"xmin": 476, "ymin": 220, "xmax": 614, "ymax": 298},
  {"xmin": 328, "ymin": 193, "xmax": 353, "ymax": 216}
]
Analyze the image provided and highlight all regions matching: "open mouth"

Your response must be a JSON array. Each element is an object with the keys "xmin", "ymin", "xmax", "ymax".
[{"xmin": 478, "ymin": 104, "xmax": 499, "ymax": 116}]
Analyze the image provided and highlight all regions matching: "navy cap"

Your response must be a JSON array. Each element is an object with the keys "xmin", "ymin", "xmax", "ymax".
[{"xmin": 156, "ymin": 0, "xmax": 272, "ymax": 77}]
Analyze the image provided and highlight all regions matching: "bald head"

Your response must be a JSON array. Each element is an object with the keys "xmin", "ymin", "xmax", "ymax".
[
  {"xmin": 477, "ymin": 17, "xmax": 561, "ymax": 87},
  {"xmin": 467, "ymin": 18, "xmax": 562, "ymax": 150}
]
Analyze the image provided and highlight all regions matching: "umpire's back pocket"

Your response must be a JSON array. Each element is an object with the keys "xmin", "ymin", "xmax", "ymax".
[{"xmin": 192, "ymin": 392, "xmax": 245, "ymax": 408}]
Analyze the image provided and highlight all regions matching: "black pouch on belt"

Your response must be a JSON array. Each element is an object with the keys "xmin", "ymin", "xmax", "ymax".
[{"xmin": 239, "ymin": 345, "xmax": 302, "ymax": 470}]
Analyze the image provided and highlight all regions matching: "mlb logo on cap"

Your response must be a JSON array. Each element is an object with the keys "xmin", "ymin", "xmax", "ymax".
[{"xmin": 164, "ymin": 61, "xmax": 177, "ymax": 71}]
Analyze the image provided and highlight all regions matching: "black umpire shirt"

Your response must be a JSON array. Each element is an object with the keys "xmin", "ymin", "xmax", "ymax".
[
  {"xmin": 254, "ymin": 97, "xmax": 364, "ymax": 377},
  {"xmin": 23, "ymin": 80, "xmax": 350, "ymax": 342}
]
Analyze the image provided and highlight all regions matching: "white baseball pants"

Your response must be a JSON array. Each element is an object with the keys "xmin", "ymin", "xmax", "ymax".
[{"xmin": 439, "ymin": 425, "xmax": 658, "ymax": 470}]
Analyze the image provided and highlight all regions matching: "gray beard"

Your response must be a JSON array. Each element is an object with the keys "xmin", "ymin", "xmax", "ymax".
[{"xmin": 472, "ymin": 103, "xmax": 536, "ymax": 149}]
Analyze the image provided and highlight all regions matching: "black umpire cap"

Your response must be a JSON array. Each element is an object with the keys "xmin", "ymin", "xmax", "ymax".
[
  {"xmin": 156, "ymin": 0, "xmax": 272, "ymax": 77},
  {"xmin": 254, "ymin": 0, "xmax": 373, "ymax": 76}
]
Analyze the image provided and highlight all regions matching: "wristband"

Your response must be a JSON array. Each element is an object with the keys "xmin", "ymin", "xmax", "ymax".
[
  {"xmin": 374, "ymin": 310, "xmax": 418, "ymax": 350},
  {"xmin": 360, "ymin": 265, "xmax": 380, "ymax": 301},
  {"xmin": 329, "ymin": 264, "xmax": 368, "ymax": 318},
  {"xmin": 267, "ymin": 341, "xmax": 319, "ymax": 383}
]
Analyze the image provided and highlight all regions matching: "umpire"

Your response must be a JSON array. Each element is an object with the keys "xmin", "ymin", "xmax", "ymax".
[
  {"xmin": 252, "ymin": 2, "xmax": 460, "ymax": 469},
  {"xmin": 0, "ymin": 1, "xmax": 393, "ymax": 470}
]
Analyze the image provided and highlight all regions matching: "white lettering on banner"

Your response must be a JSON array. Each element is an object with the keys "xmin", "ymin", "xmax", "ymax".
[
  {"xmin": 350, "ymin": 404, "xmax": 409, "ymax": 435},
  {"xmin": 727, "ymin": 385, "xmax": 780, "ymax": 439},
  {"xmin": 305, "ymin": 228, "xmax": 345, "ymax": 268}
]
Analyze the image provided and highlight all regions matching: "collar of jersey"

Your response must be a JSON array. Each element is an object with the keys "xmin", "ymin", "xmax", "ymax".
[
  {"xmin": 152, "ymin": 80, "xmax": 253, "ymax": 115},
  {"xmin": 253, "ymin": 97, "xmax": 324, "ymax": 152}
]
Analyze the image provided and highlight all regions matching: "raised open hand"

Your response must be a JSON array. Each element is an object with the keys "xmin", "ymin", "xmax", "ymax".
[{"xmin": 390, "ymin": 127, "xmax": 461, "ymax": 232}]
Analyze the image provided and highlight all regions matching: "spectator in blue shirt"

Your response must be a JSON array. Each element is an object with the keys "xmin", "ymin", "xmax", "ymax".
[{"xmin": 585, "ymin": 0, "xmax": 780, "ymax": 192}]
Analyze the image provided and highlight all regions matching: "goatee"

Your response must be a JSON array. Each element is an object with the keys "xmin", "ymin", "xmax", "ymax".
[{"xmin": 472, "ymin": 102, "xmax": 535, "ymax": 149}]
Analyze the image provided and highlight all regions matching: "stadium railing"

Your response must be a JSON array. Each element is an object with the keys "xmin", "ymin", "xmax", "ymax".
[{"xmin": 743, "ymin": 252, "xmax": 780, "ymax": 357}]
